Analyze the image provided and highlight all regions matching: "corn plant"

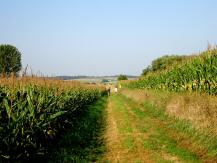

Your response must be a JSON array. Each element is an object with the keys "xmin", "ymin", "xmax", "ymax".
[
  {"xmin": 124, "ymin": 49, "xmax": 217, "ymax": 95},
  {"xmin": 0, "ymin": 79, "xmax": 105, "ymax": 161}
]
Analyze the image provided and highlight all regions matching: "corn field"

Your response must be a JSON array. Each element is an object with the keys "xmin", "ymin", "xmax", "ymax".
[
  {"xmin": 124, "ymin": 49, "xmax": 217, "ymax": 95},
  {"xmin": 0, "ymin": 77, "xmax": 105, "ymax": 161}
]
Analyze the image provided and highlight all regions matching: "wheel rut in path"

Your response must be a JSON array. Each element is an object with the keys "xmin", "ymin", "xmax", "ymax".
[{"xmin": 101, "ymin": 94, "xmax": 217, "ymax": 163}]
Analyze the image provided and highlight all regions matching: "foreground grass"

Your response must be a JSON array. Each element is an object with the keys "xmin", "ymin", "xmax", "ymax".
[
  {"xmin": 102, "ymin": 93, "xmax": 217, "ymax": 162},
  {"xmin": 48, "ymin": 97, "xmax": 107, "ymax": 162},
  {"xmin": 128, "ymin": 94, "xmax": 217, "ymax": 162},
  {"xmin": 121, "ymin": 89, "xmax": 217, "ymax": 157}
]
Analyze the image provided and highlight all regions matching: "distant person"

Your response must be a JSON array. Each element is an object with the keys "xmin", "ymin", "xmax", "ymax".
[
  {"xmin": 115, "ymin": 87, "xmax": 118, "ymax": 93},
  {"xmin": 107, "ymin": 87, "xmax": 111, "ymax": 96}
]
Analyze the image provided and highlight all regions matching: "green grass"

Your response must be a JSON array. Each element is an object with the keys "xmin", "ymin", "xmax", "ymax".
[
  {"xmin": 110, "ymin": 95, "xmax": 133, "ymax": 134},
  {"xmin": 144, "ymin": 130, "xmax": 199, "ymax": 162},
  {"xmin": 142, "ymin": 101, "xmax": 217, "ymax": 158},
  {"xmin": 167, "ymin": 118, "xmax": 217, "ymax": 157},
  {"xmin": 47, "ymin": 97, "xmax": 108, "ymax": 162},
  {"xmin": 119, "ymin": 94, "xmax": 217, "ymax": 162},
  {"xmin": 122, "ymin": 136, "xmax": 135, "ymax": 151}
]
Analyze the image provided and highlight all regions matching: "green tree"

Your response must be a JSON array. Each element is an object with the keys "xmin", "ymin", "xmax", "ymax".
[
  {"xmin": 151, "ymin": 55, "xmax": 187, "ymax": 72},
  {"xmin": 118, "ymin": 74, "xmax": 128, "ymax": 81},
  {"xmin": 0, "ymin": 44, "xmax": 22, "ymax": 76},
  {"xmin": 101, "ymin": 79, "xmax": 109, "ymax": 83},
  {"xmin": 141, "ymin": 66, "xmax": 151, "ymax": 76},
  {"xmin": 141, "ymin": 55, "xmax": 189, "ymax": 76}
]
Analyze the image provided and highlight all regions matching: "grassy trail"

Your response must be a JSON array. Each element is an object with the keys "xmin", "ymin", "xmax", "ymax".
[{"xmin": 102, "ymin": 93, "xmax": 217, "ymax": 163}]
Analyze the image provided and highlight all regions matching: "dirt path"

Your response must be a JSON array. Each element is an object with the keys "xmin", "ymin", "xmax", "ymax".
[{"xmin": 101, "ymin": 93, "xmax": 217, "ymax": 163}]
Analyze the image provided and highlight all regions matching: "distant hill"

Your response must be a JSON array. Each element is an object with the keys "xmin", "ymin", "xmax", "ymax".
[{"xmin": 53, "ymin": 75, "xmax": 138, "ymax": 80}]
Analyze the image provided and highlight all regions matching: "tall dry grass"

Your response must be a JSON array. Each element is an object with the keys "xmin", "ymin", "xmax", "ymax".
[
  {"xmin": 0, "ymin": 75, "xmax": 105, "ymax": 92},
  {"xmin": 121, "ymin": 89, "xmax": 217, "ymax": 134}
]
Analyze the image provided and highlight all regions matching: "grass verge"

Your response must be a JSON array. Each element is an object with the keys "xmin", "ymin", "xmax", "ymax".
[{"xmin": 120, "ymin": 93, "xmax": 217, "ymax": 162}]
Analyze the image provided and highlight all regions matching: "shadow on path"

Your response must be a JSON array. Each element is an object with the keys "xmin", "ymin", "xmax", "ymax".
[{"xmin": 48, "ymin": 97, "xmax": 108, "ymax": 162}]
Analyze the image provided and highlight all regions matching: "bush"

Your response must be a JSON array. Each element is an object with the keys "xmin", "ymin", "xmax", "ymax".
[{"xmin": 117, "ymin": 75, "xmax": 128, "ymax": 81}]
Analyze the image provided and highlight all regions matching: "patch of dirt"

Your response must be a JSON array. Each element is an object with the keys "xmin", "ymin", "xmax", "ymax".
[
  {"xmin": 162, "ymin": 151, "xmax": 181, "ymax": 163},
  {"xmin": 102, "ymin": 99, "xmax": 121, "ymax": 162}
]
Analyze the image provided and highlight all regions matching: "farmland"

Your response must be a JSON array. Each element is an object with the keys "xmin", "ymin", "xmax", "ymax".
[
  {"xmin": 1, "ymin": 1, "xmax": 217, "ymax": 162},
  {"xmin": 124, "ymin": 49, "xmax": 217, "ymax": 95},
  {"xmin": 0, "ymin": 49, "xmax": 217, "ymax": 162},
  {"xmin": 56, "ymin": 75, "xmax": 138, "ymax": 84},
  {"xmin": 0, "ymin": 77, "xmax": 106, "ymax": 161}
]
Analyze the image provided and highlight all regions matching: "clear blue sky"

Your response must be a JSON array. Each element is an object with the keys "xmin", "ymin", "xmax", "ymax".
[{"xmin": 1, "ymin": 0, "xmax": 217, "ymax": 76}]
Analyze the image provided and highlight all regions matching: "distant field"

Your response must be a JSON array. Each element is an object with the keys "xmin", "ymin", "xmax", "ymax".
[
  {"xmin": 73, "ymin": 77, "xmax": 117, "ymax": 83},
  {"xmin": 73, "ymin": 77, "xmax": 138, "ymax": 84}
]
